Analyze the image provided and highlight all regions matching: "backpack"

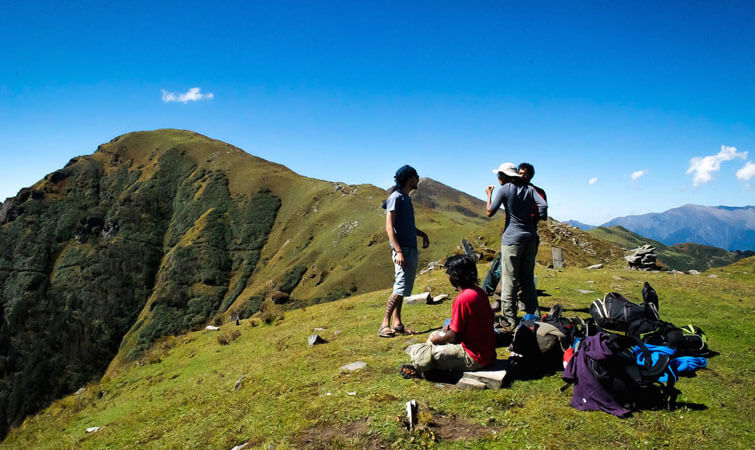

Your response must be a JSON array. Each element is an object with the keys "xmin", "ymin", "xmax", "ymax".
[
  {"xmin": 562, "ymin": 332, "xmax": 679, "ymax": 412},
  {"xmin": 590, "ymin": 291, "xmax": 660, "ymax": 341},
  {"xmin": 588, "ymin": 341, "xmax": 679, "ymax": 411},
  {"xmin": 508, "ymin": 320, "xmax": 567, "ymax": 379},
  {"xmin": 659, "ymin": 323, "xmax": 709, "ymax": 357},
  {"xmin": 542, "ymin": 304, "xmax": 594, "ymax": 347}
]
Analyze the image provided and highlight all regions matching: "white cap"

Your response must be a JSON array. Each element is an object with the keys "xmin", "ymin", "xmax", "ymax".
[{"xmin": 492, "ymin": 162, "xmax": 520, "ymax": 178}]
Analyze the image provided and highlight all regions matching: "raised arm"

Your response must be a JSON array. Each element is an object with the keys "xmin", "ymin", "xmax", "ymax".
[{"xmin": 486, "ymin": 185, "xmax": 503, "ymax": 217}]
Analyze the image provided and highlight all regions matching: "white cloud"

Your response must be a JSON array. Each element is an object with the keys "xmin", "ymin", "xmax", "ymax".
[
  {"xmin": 736, "ymin": 161, "xmax": 755, "ymax": 181},
  {"xmin": 630, "ymin": 170, "xmax": 646, "ymax": 181},
  {"xmin": 161, "ymin": 87, "xmax": 214, "ymax": 103},
  {"xmin": 588, "ymin": 177, "xmax": 598, "ymax": 185},
  {"xmin": 686, "ymin": 145, "xmax": 748, "ymax": 186}
]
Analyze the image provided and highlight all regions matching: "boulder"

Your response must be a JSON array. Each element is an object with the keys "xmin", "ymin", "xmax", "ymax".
[
  {"xmin": 458, "ymin": 360, "xmax": 510, "ymax": 389},
  {"xmin": 404, "ymin": 292, "xmax": 431, "ymax": 305},
  {"xmin": 461, "ymin": 239, "xmax": 479, "ymax": 262}
]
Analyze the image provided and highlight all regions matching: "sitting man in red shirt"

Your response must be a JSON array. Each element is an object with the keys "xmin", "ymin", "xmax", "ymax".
[{"xmin": 400, "ymin": 255, "xmax": 496, "ymax": 378}]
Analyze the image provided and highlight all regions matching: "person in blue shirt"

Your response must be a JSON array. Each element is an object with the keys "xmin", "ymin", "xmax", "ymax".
[
  {"xmin": 486, "ymin": 162, "xmax": 547, "ymax": 327},
  {"xmin": 379, "ymin": 165, "xmax": 430, "ymax": 337}
]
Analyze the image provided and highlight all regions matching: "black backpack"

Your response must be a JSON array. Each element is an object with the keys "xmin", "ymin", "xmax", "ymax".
[
  {"xmin": 657, "ymin": 323, "xmax": 710, "ymax": 357},
  {"xmin": 591, "ymin": 334, "xmax": 679, "ymax": 411},
  {"xmin": 562, "ymin": 333, "xmax": 679, "ymax": 412},
  {"xmin": 507, "ymin": 320, "xmax": 568, "ymax": 379},
  {"xmin": 590, "ymin": 290, "xmax": 660, "ymax": 341}
]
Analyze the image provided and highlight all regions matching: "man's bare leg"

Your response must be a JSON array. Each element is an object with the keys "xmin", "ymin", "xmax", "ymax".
[{"xmin": 379, "ymin": 293, "xmax": 403, "ymax": 335}]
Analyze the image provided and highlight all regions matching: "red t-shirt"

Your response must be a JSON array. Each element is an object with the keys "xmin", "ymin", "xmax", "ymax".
[{"xmin": 449, "ymin": 286, "xmax": 496, "ymax": 366}]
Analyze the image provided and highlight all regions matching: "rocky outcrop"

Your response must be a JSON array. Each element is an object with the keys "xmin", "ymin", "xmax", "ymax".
[{"xmin": 625, "ymin": 245, "xmax": 661, "ymax": 271}]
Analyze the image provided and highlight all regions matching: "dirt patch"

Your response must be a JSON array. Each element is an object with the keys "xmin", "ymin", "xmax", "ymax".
[
  {"xmin": 422, "ymin": 411, "xmax": 491, "ymax": 442},
  {"xmin": 294, "ymin": 419, "xmax": 387, "ymax": 449}
]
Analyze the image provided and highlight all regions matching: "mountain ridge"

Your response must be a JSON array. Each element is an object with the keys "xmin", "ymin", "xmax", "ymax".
[{"xmin": 601, "ymin": 204, "xmax": 755, "ymax": 251}]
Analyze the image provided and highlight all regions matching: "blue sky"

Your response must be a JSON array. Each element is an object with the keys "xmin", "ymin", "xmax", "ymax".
[{"xmin": 1, "ymin": 1, "xmax": 753, "ymax": 224}]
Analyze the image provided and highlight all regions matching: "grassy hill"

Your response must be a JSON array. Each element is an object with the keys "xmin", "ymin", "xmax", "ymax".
[
  {"xmin": 587, "ymin": 225, "xmax": 754, "ymax": 271},
  {"xmin": 4, "ymin": 258, "xmax": 753, "ymax": 448},
  {"xmin": 0, "ymin": 129, "xmax": 627, "ymax": 437}
]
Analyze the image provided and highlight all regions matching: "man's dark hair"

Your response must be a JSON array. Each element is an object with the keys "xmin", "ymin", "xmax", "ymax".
[
  {"xmin": 518, "ymin": 162, "xmax": 535, "ymax": 182},
  {"xmin": 445, "ymin": 254, "xmax": 478, "ymax": 289},
  {"xmin": 394, "ymin": 165, "xmax": 418, "ymax": 189}
]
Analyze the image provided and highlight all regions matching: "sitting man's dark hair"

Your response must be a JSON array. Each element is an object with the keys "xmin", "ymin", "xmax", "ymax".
[
  {"xmin": 444, "ymin": 254, "xmax": 478, "ymax": 289},
  {"xmin": 518, "ymin": 162, "xmax": 535, "ymax": 182}
]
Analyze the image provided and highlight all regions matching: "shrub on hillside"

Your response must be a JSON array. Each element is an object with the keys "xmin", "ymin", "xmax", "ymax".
[
  {"xmin": 257, "ymin": 299, "xmax": 284, "ymax": 325},
  {"xmin": 279, "ymin": 265, "xmax": 308, "ymax": 294},
  {"xmin": 217, "ymin": 329, "xmax": 241, "ymax": 345}
]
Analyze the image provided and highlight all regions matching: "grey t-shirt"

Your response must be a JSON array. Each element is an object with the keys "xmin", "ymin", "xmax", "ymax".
[
  {"xmin": 489, "ymin": 182, "xmax": 548, "ymax": 245},
  {"xmin": 385, "ymin": 190, "xmax": 417, "ymax": 248}
]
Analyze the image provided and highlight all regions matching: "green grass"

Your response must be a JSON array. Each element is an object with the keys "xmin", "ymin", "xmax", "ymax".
[{"xmin": 5, "ymin": 258, "xmax": 754, "ymax": 449}]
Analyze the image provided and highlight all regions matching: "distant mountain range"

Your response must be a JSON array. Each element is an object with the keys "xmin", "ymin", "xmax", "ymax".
[
  {"xmin": 565, "ymin": 204, "xmax": 755, "ymax": 251},
  {"xmin": 586, "ymin": 225, "xmax": 754, "ymax": 271},
  {"xmin": 564, "ymin": 220, "xmax": 595, "ymax": 230}
]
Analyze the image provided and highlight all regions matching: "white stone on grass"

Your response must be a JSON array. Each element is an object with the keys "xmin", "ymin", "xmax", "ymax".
[
  {"xmin": 404, "ymin": 292, "xmax": 431, "ymax": 304},
  {"xmin": 339, "ymin": 361, "xmax": 366, "ymax": 372}
]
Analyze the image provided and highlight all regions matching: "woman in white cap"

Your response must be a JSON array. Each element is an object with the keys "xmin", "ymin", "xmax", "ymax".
[{"xmin": 485, "ymin": 162, "xmax": 547, "ymax": 327}]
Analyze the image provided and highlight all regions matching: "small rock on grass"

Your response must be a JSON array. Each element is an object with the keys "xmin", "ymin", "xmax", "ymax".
[
  {"xmin": 234, "ymin": 375, "xmax": 247, "ymax": 390},
  {"xmin": 586, "ymin": 264, "xmax": 603, "ymax": 269},
  {"xmin": 577, "ymin": 289, "xmax": 595, "ymax": 294},
  {"xmin": 205, "ymin": 325, "xmax": 220, "ymax": 331},
  {"xmin": 404, "ymin": 292, "xmax": 431, "ymax": 304},
  {"xmin": 86, "ymin": 427, "xmax": 101, "ymax": 433},
  {"xmin": 339, "ymin": 361, "xmax": 366, "ymax": 372},
  {"xmin": 230, "ymin": 443, "xmax": 249, "ymax": 450},
  {"xmin": 456, "ymin": 378, "xmax": 487, "ymax": 390},
  {"xmin": 308, "ymin": 333, "xmax": 327, "ymax": 347}
]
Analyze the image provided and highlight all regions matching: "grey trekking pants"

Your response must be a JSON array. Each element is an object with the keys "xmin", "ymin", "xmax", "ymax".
[{"xmin": 500, "ymin": 238, "xmax": 540, "ymax": 326}]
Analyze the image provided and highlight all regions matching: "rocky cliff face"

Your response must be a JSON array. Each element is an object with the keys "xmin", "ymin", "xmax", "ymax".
[{"xmin": 0, "ymin": 133, "xmax": 286, "ymax": 436}]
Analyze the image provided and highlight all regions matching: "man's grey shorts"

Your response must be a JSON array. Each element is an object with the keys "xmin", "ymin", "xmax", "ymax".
[{"xmin": 392, "ymin": 246, "xmax": 418, "ymax": 296}]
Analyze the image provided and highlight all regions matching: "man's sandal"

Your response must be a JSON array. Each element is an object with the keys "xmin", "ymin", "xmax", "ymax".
[
  {"xmin": 391, "ymin": 324, "xmax": 415, "ymax": 335},
  {"xmin": 378, "ymin": 326, "xmax": 397, "ymax": 338},
  {"xmin": 398, "ymin": 364, "xmax": 421, "ymax": 379}
]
